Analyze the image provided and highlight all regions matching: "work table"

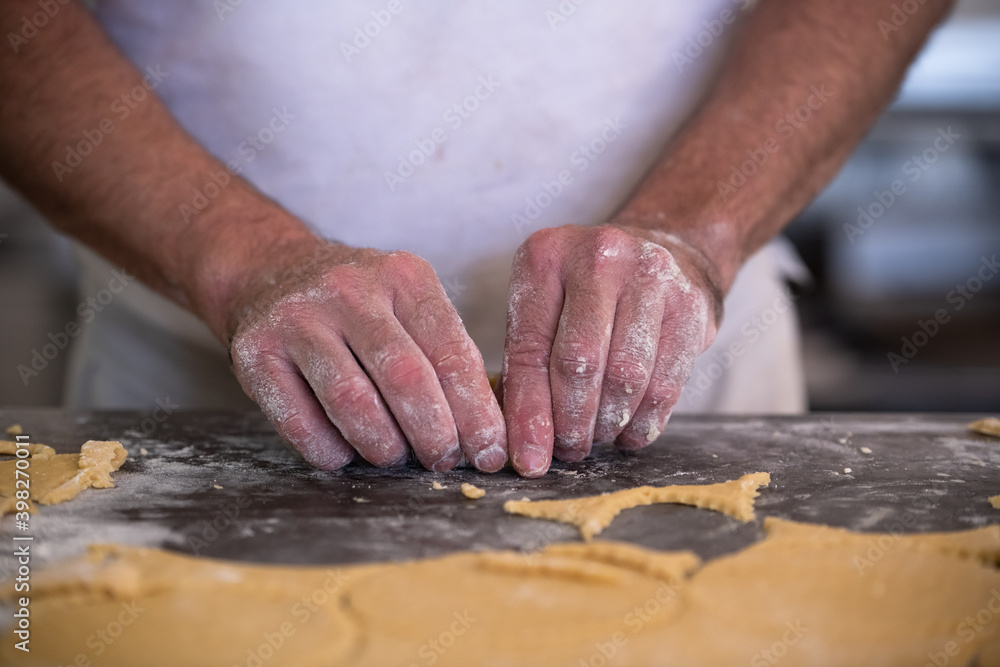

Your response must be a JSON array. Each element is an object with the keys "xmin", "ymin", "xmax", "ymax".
[{"xmin": 1, "ymin": 410, "xmax": 997, "ymax": 576}]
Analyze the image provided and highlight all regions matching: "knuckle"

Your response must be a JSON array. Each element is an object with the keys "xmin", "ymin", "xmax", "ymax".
[
  {"xmin": 276, "ymin": 410, "xmax": 308, "ymax": 441},
  {"xmin": 230, "ymin": 331, "xmax": 262, "ymax": 369},
  {"xmin": 386, "ymin": 251, "xmax": 434, "ymax": 278},
  {"xmin": 407, "ymin": 291, "xmax": 458, "ymax": 330},
  {"xmin": 274, "ymin": 411, "xmax": 324, "ymax": 453},
  {"xmin": 516, "ymin": 229, "xmax": 561, "ymax": 275},
  {"xmin": 379, "ymin": 350, "xmax": 429, "ymax": 388},
  {"xmin": 638, "ymin": 243, "xmax": 674, "ymax": 275},
  {"xmin": 321, "ymin": 375, "xmax": 373, "ymax": 414},
  {"xmin": 428, "ymin": 338, "xmax": 477, "ymax": 380},
  {"xmin": 324, "ymin": 273, "xmax": 368, "ymax": 310},
  {"xmin": 590, "ymin": 225, "xmax": 629, "ymax": 261},
  {"xmin": 642, "ymin": 377, "xmax": 683, "ymax": 409},
  {"xmin": 319, "ymin": 259, "xmax": 361, "ymax": 285},
  {"xmin": 255, "ymin": 292, "xmax": 323, "ymax": 334},
  {"xmin": 604, "ymin": 353, "xmax": 651, "ymax": 390},
  {"xmin": 230, "ymin": 333, "xmax": 281, "ymax": 376},
  {"xmin": 504, "ymin": 331, "xmax": 553, "ymax": 370},
  {"xmin": 553, "ymin": 343, "xmax": 603, "ymax": 380},
  {"xmin": 529, "ymin": 225, "xmax": 563, "ymax": 247},
  {"xmin": 336, "ymin": 288, "xmax": 367, "ymax": 313}
]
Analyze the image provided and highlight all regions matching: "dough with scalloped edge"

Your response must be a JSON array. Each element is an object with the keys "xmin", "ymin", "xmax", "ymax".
[
  {"xmin": 4, "ymin": 517, "xmax": 999, "ymax": 666},
  {"xmin": 504, "ymin": 471, "xmax": 770, "ymax": 540}
]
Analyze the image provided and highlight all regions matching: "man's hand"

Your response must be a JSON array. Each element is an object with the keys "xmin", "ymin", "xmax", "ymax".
[
  {"xmin": 228, "ymin": 241, "xmax": 506, "ymax": 472},
  {"xmin": 502, "ymin": 225, "xmax": 723, "ymax": 477}
]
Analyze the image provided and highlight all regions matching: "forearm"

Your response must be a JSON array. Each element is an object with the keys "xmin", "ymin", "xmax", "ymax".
[
  {"xmin": 0, "ymin": 0, "xmax": 318, "ymax": 341},
  {"xmin": 614, "ymin": 0, "xmax": 954, "ymax": 291}
]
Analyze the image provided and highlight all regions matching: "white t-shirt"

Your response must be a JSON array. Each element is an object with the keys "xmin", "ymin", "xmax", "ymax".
[{"xmin": 67, "ymin": 1, "xmax": 806, "ymax": 412}]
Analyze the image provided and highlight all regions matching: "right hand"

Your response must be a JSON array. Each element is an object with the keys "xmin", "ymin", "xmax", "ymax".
[{"xmin": 225, "ymin": 239, "xmax": 507, "ymax": 473}]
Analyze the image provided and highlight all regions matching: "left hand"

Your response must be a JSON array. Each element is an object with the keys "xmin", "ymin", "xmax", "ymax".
[{"xmin": 501, "ymin": 224, "xmax": 724, "ymax": 477}]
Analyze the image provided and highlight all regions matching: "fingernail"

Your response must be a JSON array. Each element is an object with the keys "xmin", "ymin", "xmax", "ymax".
[
  {"xmin": 553, "ymin": 443, "xmax": 590, "ymax": 462},
  {"xmin": 473, "ymin": 445, "xmax": 507, "ymax": 472},
  {"xmin": 428, "ymin": 447, "xmax": 462, "ymax": 472},
  {"xmin": 388, "ymin": 450, "xmax": 410, "ymax": 467},
  {"xmin": 514, "ymin": 444, "xmax": 549, "ymax": 477}
]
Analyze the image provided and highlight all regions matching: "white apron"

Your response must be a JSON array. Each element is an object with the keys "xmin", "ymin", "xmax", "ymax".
[{"xmin": 66, "ymin": 0, "xmax": 806, "ymax": 414}]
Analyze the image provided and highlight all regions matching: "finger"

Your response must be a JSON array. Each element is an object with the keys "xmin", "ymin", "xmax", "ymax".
[
  {"xmin": 232, "ymin": 347, "xmax": 355, "ymax": 470},
  {"xmin": 502, "ymin": 234, "xmax": 564, "ymax": 478},
  {"xmin": 616, "ymin": 288, "xmax": 712, "ymax": 451},
  {"xmin": 342, "ymin": 305, "xmax": 462, "ymax": 472},
  {"xmin": 288, "ymin": 331, "xmax": 411, "ymax": 468},
  {"xmin": 592, "ymin": 275, "xmax": 664, "ymax": 443},
  {"xmin": 395, "ymin": 281, "xmax": 507, "ymax": 473},
  {"xmin": 548, "ymin": 269, "xmax": 618, "ymax": 462}
]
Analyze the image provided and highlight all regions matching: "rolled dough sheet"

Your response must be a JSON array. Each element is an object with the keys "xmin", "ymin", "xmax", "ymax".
[
  {"xmin": 969, "ymin": 417, "xmax": 1000, "ymax": 438},
  {"xmin": 504, "ymin": 471, "xmax": 770, "ymax": 540},
  {"xmin": 0, "ymin": 440, "xmax": 127, "ymax": 517},
  {"xmin": 3, "ymin": 518, "xmax": 998, "ymax": 666}
]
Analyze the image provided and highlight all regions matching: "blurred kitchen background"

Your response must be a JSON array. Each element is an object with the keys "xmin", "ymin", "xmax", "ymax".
[
  {"xmin": 786, "ymin": 0, "xmax": 1000, "ymax": 411},
  {"xmin": 1, "ymin": 0, "xmax": 998, "ymax": 410}
]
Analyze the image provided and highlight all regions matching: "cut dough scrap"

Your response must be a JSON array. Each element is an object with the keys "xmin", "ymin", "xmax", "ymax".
[
  {"xmin": 0, "ymin": 440, "xmax": 127, "ymax": 507},
  {"xmin": 5, "ymin": 424, "xmax": 22, "ymax": 436},
  {"xmin": 541, "ymin": 540, "xmax": 701, "ymax": 584},
  {"xmin": 0, "ymin": 496, "xmax": 35, "ymax": 519},
  {"xmin": 969, "ymin": 417, "xmax": 1000, "ymax": 437},
  {"xmin": 461, "ymin": 482, "xmax": 485, "ymax": 499},
  {"xmin": 991, "ymin": 495, "xmax": 1000, "ymax": 510},
  {"xmin": 4, "ymin": 520, "xmax": 999, "ymax": 667},
  {"xmin": 75, "ymin": 440, "xmax": 127, "ymax": 490},
  {"xmin": 0, "ymin": 438, "xmax": 52, "ymax": 517},
  {"xmin": 504, "ymin": 472, "xmax": 770, "ymax": 540},
  {"xmin": 0, "ymin": 440, "xmax": 56, "ymax": 460}
]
